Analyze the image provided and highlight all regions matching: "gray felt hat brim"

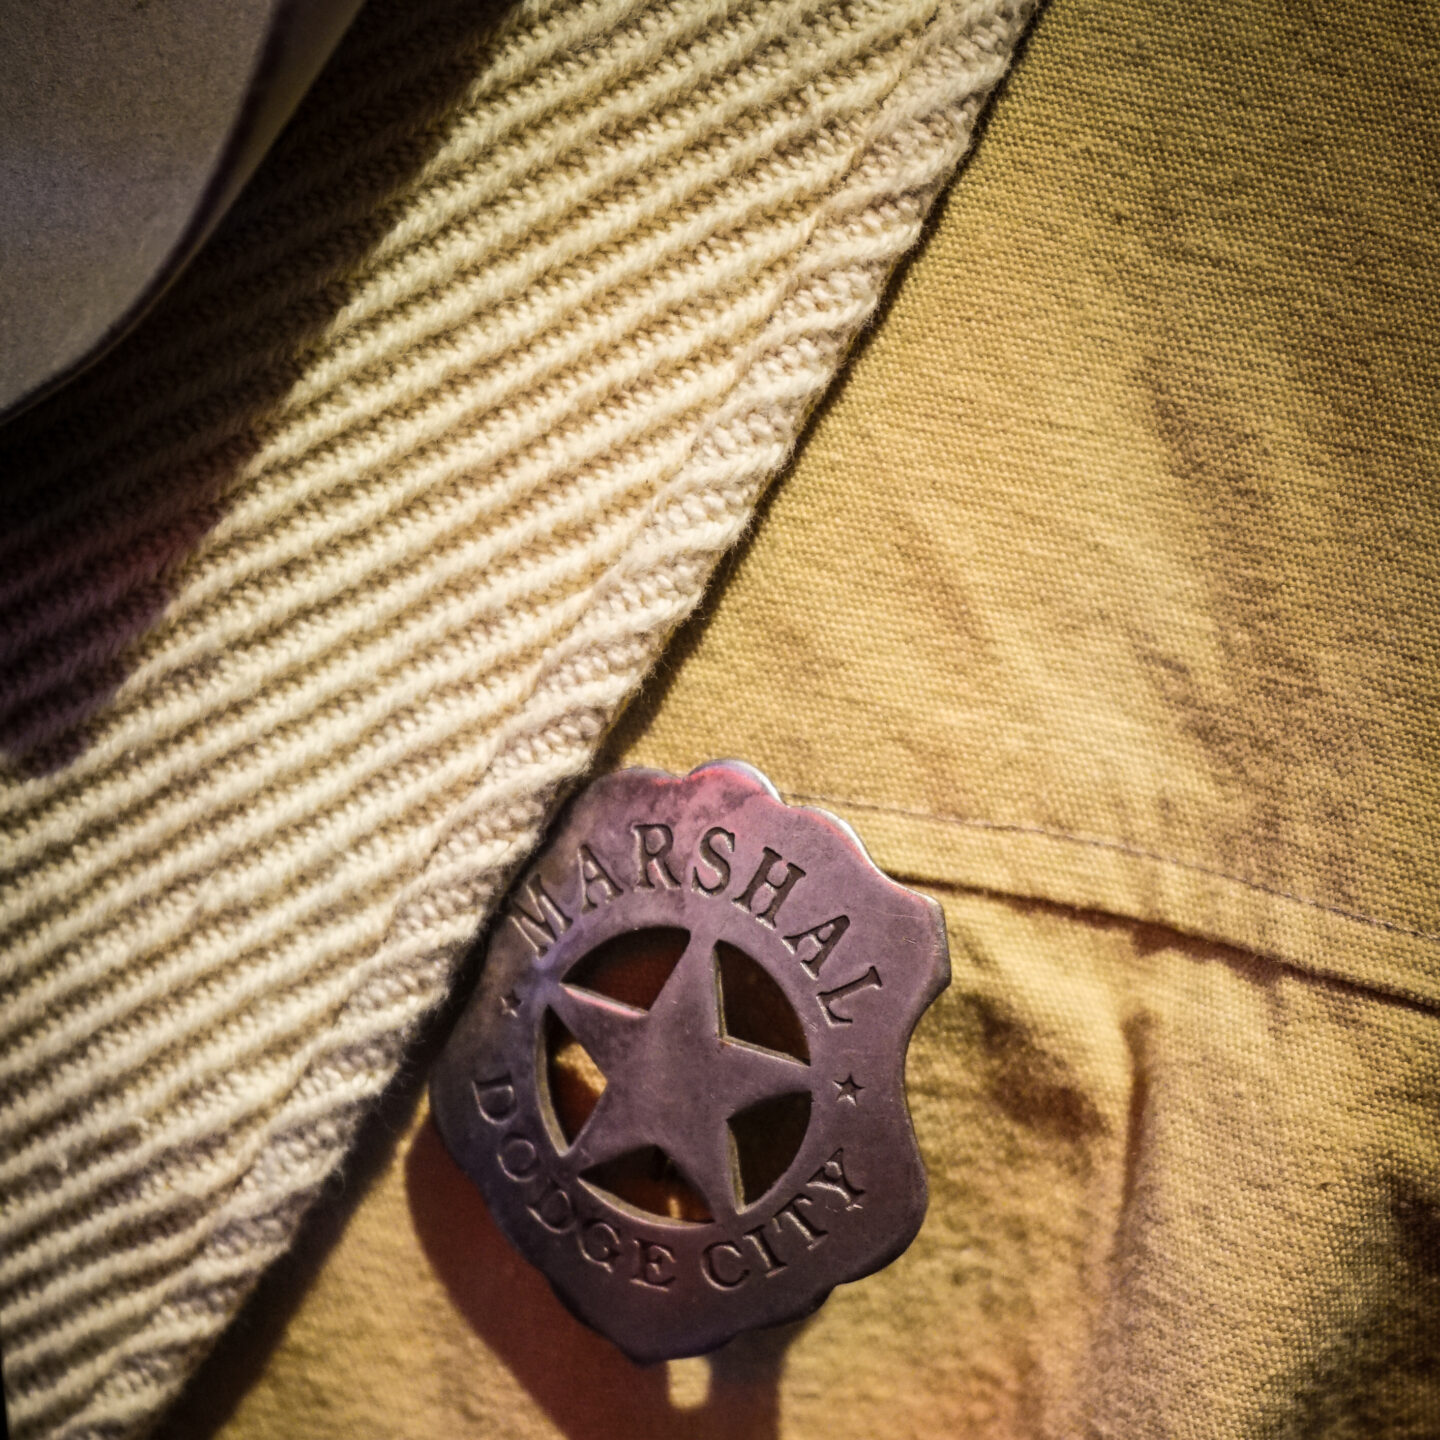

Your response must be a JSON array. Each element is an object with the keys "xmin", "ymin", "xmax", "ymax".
[{"xmin": 0, "ymin": 0, "xmax": 363, "ymax": 422}]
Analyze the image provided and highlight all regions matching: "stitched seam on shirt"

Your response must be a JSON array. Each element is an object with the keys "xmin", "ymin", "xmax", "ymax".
[{"xmin": 782, "ymin": 790, "xmax": 1440, "ymax": 947}]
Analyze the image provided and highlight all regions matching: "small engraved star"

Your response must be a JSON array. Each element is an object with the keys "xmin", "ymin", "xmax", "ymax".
[
  {"xmin": 834, "ymin": 1075, "xmax": 863, "ymax": 1104},
  {"xmin": 499, "ymin": 989, "xmax": 521, "ymax": 1016}
]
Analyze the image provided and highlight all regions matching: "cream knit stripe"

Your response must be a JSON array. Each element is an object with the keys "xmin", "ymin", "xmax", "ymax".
[
  {"xmin": 1, "ymin": 409, "xmax": 746, "ymax": 952},
  {"xmin": 248, "ymin": 16, "xmax": 924, "ymax": 342},
  {"xmin": 3, "ymin": 621, "xmax": 590, "ymax": 966},
  {"xmin": 141, "ymin": 0, "xmax": 891, "ymax": 374},
  {"xmin": 5, "ymin": 656, "xmax": 659, "ymax": 1175},
  {"xmin": 2, "ymin": 264, "xmax": 840, "ymax": 950},
  {"xmin": 0, "ymin": 277, "xmax": 778, "ymax": 706},
  {"xmin": 135, "ymin": 280, "xmax": 784, "ymax": 617},
  {"xmin": 0, "ymin": 248, "xmax": 802, "ymax": 668},
  {"xmin": 1, "ymin": 427, "xmax": 699, "ymax": 900},
  {"xmin": 0, "ymin": 0, "xmax": 743, "ymax": 488},
  {"xmin": 7, "ymin": 868, "xmax": 510, "ymax": 1306},
  {"xmin": 38, "ymin": 1231, "xmax": 309, "ymax": 1436},
  {"xmin": 8, "ymin": 1004, "xmax": 452, "ymax": 1363},
  {"xmin": 8, "ymin": 821, "xmax": 516, "ymax": 1177},
  {"xmin": 9, "ymin": 1048, "xmax": 419, "ymax": 1357},
  {"xmin": 6, "ymin": 806, "xmax": 504, "ymax": 1134},
  {"xmin": 7, "ymin": 928, "xmax": 482, "ymax": 1367},
  {"xmin": 5, "ymin": 670, "xmax": 657, "ymax": 1231},
  {"xmin": 14, "ymin": 1090, "xmax": 380, "ymax": 1429},
  {"xmin": 165, "ymin": 248, "xmax": 809, "ymax": 586},
  {"xmin": 0, "ymin": 112, "xmax": 864, "ymax": 597},
  {"xmin": 4, "ymin": 637, "xmax": 597, "ymax": 1026},
  {"xmin": 0, "ymin": 151, "xmax": 840, "ymax": 708},
  {"xmin": 0, "ymin": 1, "xmax": 1036, "ymax": 1433},
  {"xmin": 2, "ymin": 669, "xmax": 539, "ymax": 1047},
  {"xmin": 1, "ymin": 568, "xmax": 596, "ymax": 886},
  {"xmin": 0, "ymin": 417, "xmax": 714, "ymax": 844},
  {"xmin": 0, "ymin": 0, "xmax": 917, "ymax": 559},
  {"xmin": 10, "ymin": 1100, "xmax": 310, "ymax": 1345},
  {"xmin": 4, "ymin": 879, "xmax": 479, "ymax": 1188},
  {"xmin": 14, "ymin": 1159, "xmax": 292, "ymax": 1396},
  {"xmin": 354, "ymin": 7, "xmax": 875, "ymax": 259}
]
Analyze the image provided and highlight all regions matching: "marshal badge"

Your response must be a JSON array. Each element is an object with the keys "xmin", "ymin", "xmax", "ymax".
[{"xmin": 429, "ymin": 761, "xmax": 949, "ymax": 1361}]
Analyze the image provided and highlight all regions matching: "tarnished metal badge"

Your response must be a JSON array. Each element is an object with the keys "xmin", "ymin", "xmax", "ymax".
[{"xmin": 429, "ymin": 761, "xmax": 949, "ymax": 1361}]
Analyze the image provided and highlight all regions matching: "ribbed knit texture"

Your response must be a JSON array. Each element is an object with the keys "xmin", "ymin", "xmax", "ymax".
[{"xmin": 0, "ymin": 0, "xmax": 1034, "ymax": 1434}]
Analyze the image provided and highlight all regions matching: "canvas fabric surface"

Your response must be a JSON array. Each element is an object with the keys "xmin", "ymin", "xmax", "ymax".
[
  {"xmin": 0, "ymin": 0, "xmax": 1039, "ymax": 1435},
  {"xmin": 157, "ymin": 0, "xmax": 1440, "ymax": 1436}
]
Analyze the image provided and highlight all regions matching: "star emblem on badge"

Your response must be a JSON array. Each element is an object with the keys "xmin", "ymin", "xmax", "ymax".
[{"xmin": 552, "ymin": 928, "xmax": 809, "ymax": 1218}]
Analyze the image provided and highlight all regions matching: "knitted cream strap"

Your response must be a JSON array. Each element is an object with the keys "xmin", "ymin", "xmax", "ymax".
[{"xmin": 0, "ymin": 0, "xmax": 1035, "ymax": 1434}]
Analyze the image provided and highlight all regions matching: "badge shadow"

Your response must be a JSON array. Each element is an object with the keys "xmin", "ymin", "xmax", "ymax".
[{"xmin": 406, "ymin": 1114, "xmax": 810, "ymax": 1440}]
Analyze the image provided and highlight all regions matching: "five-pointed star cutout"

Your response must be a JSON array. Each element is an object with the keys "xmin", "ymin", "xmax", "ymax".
[
  {"xmin": 548, "ymin": 932, "xmax": 809, "ymax": 1218},
  {"xmin": 834, "ymin": 1075, "xmax": 863, "ymax": 1104}
]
